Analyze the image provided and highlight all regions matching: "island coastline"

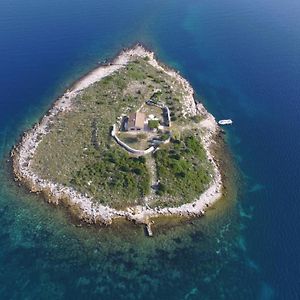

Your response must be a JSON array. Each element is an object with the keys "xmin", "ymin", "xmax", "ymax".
[{"xmin": 11, "ymin": 44, "xmax": 223, "ymax": 227}]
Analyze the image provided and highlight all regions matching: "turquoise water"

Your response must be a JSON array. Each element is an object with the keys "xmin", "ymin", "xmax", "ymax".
[{"xmin": 1, "ymin": 0, "xmax": 300, "ymax": 298}]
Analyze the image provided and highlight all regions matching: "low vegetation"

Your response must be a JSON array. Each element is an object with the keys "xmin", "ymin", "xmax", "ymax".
[
  {"xmin": 154, "ymin": 132, "xmax": 213, "ymax": 206},
  {"xmin": 31, "ymin": 55, "xmax": 213, "ymax": 209},
  {"xmin": 71, "ymin": 149, "xmax": 150, "ymax": 208}
]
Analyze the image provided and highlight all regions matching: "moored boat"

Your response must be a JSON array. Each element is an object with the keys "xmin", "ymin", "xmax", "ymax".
[{"xmin": 218, "ymin": 119, "xmax": 233, "ymax": 125}]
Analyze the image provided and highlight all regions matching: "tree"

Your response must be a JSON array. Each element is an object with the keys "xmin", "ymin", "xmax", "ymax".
[{"xmin": 148, "ymin": 120, "xmax": 159, "ymax": 130}]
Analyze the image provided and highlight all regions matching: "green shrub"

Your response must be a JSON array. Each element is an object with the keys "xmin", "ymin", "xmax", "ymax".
[
  {"xmin": 154, "ymin": 133, "xmax": 212, "ymax": 204},
  {"xmin": 71, "ymin": 149, "xmax": 150, "ymax": 208},
  {"xmin": 148, "ymin": 120, "xmax": 159, "ymax": 129},
  {"xmin": 161, "ymin": 133, "xmax": 169, "ymax": 141}
]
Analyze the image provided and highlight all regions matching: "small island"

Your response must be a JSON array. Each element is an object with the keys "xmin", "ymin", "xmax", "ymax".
[{"xmin": 11, "ymin": 45, "xmax": 223, "ymax": 229}]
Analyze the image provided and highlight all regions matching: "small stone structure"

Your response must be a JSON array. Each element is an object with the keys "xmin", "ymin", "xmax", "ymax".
[{"xmin": 126, "ymin": 112, "xmax": 146, "ymax": 131}]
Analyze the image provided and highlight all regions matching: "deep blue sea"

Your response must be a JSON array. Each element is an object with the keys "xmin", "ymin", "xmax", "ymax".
[{"xmin": 1, "ymin": 0, "xmax": 300, "ymax": 299}]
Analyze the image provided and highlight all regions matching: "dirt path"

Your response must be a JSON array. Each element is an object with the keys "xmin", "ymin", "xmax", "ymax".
[{"xmin": 145, "ymin": 154, "xmax": 158, "ymax": 200}]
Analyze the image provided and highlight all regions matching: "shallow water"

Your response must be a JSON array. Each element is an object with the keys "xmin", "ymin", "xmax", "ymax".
[{"xmin": 1, "ymin": 0, "xmax": 300, "ymax": 298}]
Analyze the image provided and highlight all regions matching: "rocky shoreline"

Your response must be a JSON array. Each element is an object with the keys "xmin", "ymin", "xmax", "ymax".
[{"xmin": 11, "ymin": 45, "xmax": 223, "ymax": 227}]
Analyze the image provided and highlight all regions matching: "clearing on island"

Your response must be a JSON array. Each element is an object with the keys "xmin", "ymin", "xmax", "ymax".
[{"xmin": 12, "ymin": 45, "xmax": 223, "ymax": 226}]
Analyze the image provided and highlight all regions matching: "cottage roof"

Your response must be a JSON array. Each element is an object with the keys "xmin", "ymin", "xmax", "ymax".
[{"xmin": 128, "ymin": 112, "xmax": 145, "ymax": 129}]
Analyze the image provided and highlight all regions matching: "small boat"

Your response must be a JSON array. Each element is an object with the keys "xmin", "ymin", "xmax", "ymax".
[{"xmin": 218, "ymin": 119, "xmax": 233, "ymax": 125}]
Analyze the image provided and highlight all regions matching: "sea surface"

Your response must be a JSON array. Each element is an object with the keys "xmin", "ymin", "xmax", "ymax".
[{"xmin": 0, "ymin": 0, "xmax": 300, "ymax": 299}]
